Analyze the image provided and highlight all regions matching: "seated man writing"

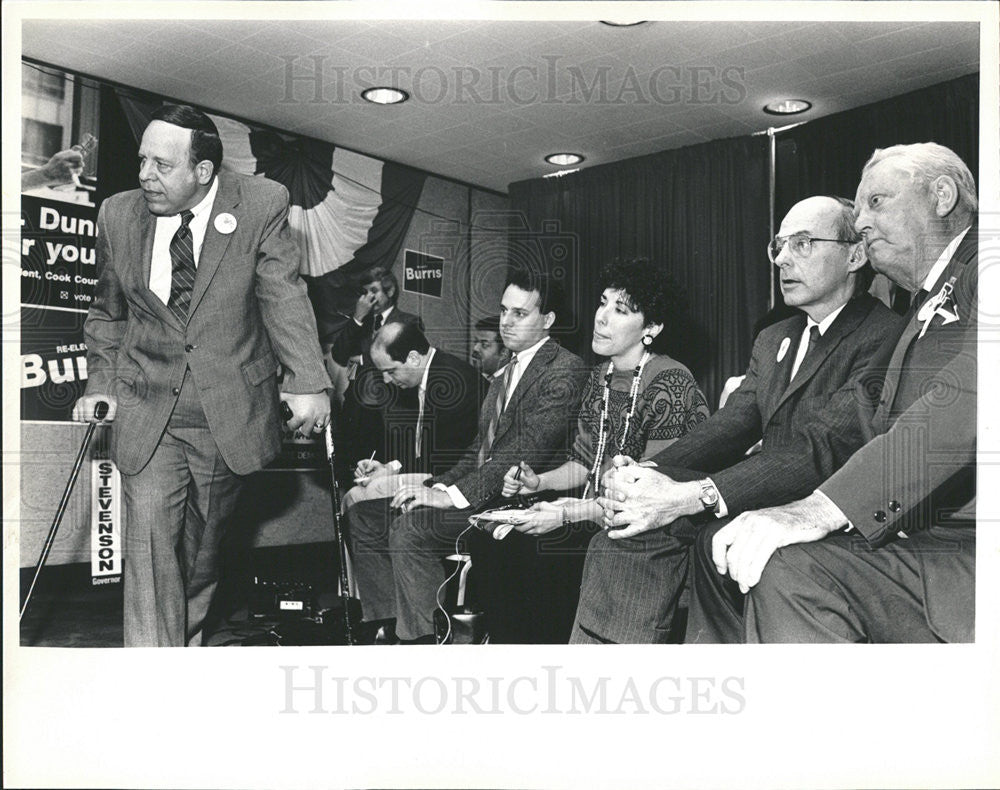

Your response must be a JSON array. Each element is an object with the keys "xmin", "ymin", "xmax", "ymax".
[
  {"xmin": 341, "ymin": 321, "xmax": 483, "ymax": 510},
  {"xmin": 345, "ymin": 268, "xmax": 588, "ymax": 644}
]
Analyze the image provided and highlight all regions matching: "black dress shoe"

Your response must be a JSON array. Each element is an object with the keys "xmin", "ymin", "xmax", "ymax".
[
  {"xmin": 358, "ymin": 619, "xmax": 398, "ymax": 645},
  {"xmin": 374, "ymin": 623, "xmax": 401, "ymax": 645}
]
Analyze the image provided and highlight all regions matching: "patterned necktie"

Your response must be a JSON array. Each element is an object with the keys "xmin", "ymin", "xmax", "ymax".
[
  {"xmin": 372, "ymin": 312, "xmax": 384, "ymax": 337},
  {"xmin": 478, "ymin": 353, "xmax": 517, "ymax": 465},
  {"xmin": 167, "ymin": 210, "xmax": 196, "ymax": 323}
]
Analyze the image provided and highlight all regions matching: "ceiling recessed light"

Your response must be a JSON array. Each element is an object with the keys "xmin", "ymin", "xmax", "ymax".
[
  {"xmin": 361, "ymin": 87, "xmax": 409, "ymax": 105},
  {"xmin": 599, "ymin": 20, "xmax": 649, "ymax": 27},
  {"xmin": 763, "ymin": 99, "xmax": 812, "ymax": 116},
  {"xmin": 545, "ymin": 153, "xmax": 585, "ymax": 167}
]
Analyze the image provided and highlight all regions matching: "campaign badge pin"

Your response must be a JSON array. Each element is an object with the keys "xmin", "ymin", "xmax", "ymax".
[
  {"xmin": 214, "ymin": 212, "xmax": 238, "ymax": 234},
  {"xmin": 776, "ymin": 337, "xmax": 791, "ymax": 362}
]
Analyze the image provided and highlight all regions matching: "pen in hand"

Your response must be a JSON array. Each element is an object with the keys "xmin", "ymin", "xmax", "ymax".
[{"xmin": 513, "ymin": 464, "xmax": 530, "ymax": 508}]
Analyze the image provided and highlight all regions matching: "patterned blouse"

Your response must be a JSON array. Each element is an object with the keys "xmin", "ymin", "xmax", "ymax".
[{"xmin": 569, "ymin": 354, "xmax": 709, "ymax": 482}]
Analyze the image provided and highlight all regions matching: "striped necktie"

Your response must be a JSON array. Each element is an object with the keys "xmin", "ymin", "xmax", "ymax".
[
  {"xmin": 478, "ymin": 354, "xmax": 516, "ymax": 465},
  {"xmin": 167, "ymin": 210, "xmax": 196, "ymax": 323}
]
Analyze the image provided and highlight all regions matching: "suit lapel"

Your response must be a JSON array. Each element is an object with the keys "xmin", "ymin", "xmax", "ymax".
[
  {"xmin": 759, "ymin": 315, "xmax": 804, "ymax": 424},
  {"xmin": 189, "ymin": 174, "xmax": 239, "ymax": 319},
  {"xmin": 874, "ymin": 240, "xmax": 975, "ymax": 429},
  {"xmin": 493, "ymin": 338, "xmax": 556, "ymax": 440},
  {"xmin": 769, "ymin": 298, "xmax": 869, "ymax": 419}
]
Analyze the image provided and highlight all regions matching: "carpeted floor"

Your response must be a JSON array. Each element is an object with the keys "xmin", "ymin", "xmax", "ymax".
[{"xmin": 19, "ymin": 542, "xmax": 342, "ymax": 648}]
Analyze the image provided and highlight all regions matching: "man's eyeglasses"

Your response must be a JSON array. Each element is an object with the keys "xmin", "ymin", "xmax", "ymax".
[{"xmin": 767, "ymin": 234, "xmax": 849, "ymax": 263}]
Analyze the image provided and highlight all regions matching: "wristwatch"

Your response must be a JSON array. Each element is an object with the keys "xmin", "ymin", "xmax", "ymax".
[{"xmin": 699, "ymin": 480, "xmax": 720, "ymax": 513}]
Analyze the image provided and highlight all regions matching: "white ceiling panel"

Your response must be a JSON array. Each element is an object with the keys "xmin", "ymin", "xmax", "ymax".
[{"xmin": 20, "ymin": 17, "xmax": 980, "ymax": 193}]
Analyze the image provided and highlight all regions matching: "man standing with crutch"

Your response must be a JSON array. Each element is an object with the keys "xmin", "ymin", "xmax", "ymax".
[{"xmin": 72, "ymin": 104, "xmax": 331, "ymax": 647}]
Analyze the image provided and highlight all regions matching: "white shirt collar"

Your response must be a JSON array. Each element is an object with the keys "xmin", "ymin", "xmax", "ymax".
[
  {"xmin": 807, "ymin": 302, "xmax": 846, "ymax": 337},
  {"xmin": 921, "ymin": 226, "xmax": 971, "ymax": 293},
  {"xmin": 379, "ymin": 305, "xmax": 395, "ymax": 322},
  {"xmin": 510, "ymin": 335, "xmax": 550, "ymax": 370},
  {"xmin": 189, "ymin": 177, "xmax": 218, "ymax": 221}
]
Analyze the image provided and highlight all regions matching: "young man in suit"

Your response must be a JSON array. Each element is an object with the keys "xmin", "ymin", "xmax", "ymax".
[
  {"xmin": 72, "ymin": 105, "xmax": 331, "ymax": 647},
  {"xmin": 697, "ymin": 142, "xmax": 978, "ymax": 643},
  {"xmin": 581, "ymin": 195, "xmax": 901, "ymax": 643},
  {"xmin": 347, "ymin": 268, "xmax": 588, "ymax": 643},
  {"xmin": 341, "ymin": 321, "xmax": 483, "ymax": 509}
]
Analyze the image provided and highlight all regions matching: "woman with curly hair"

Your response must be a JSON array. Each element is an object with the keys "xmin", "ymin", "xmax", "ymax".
[{"xmin": 475, "ymin": 258, "xmax": 710, "ymax": 643}]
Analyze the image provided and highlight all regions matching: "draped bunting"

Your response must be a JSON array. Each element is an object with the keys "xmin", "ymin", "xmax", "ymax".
[{"xmin": 113, "ymin": 90, "xmax": 426, "ymax": 343}]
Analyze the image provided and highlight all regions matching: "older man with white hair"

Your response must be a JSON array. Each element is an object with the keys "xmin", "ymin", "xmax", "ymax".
[{"xmin": 691, "ymin": 142, "xmax": 978, "ymax": 643}]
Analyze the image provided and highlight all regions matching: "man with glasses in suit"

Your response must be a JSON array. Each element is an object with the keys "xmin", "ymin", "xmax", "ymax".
[
  {"xmin": 585, "ymin": 195, "xmax": 900, "ymax": 644},
  {"xmin": 692, "ymin": 142, "xmax": 978, "ymax": 643}
]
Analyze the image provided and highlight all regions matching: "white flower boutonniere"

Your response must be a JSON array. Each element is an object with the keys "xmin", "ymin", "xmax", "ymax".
[{"xmin": 917, "ymin": 276, "xmax": 960, "ymax": 339}]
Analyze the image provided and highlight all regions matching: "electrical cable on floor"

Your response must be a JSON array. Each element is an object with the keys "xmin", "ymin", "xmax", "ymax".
[{"xmin": 434, "ymin": 522, "xmax": 477, "ymax": 645}]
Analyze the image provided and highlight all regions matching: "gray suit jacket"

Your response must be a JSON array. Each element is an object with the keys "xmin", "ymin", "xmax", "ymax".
[
  {"xmin": 433, "ymin": 338, "xmax": 588, "ymax": 510},
  {"xmin": 84, "ymin": 172, "xmax": 331, "ymax": 475},
  {"xmin": 653, "ymin": 293, "xmax": 902, "ymax": 516},
  {"xmin": 820, "ymin": 229, "xmax": 977, "ymax": 642}
]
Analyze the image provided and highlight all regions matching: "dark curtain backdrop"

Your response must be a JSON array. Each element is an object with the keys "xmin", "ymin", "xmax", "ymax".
[
  {"xmin": 509, "ymin": 136, "xmax": 770, "ymax": 407},
  {"xmin": 774, "ymin": 73, "xmax": 978, "ymax": 309},
  {"xmin": 775, "ymin": 74, "xmax": 978, "ymax": 220},
  {"xmin": 508, "ymin": 73, "xmax": 978, "ymax": 406}
]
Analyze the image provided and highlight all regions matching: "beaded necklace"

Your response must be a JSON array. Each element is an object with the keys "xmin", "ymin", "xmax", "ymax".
[{"xmin": 583, "ymin": 350, "xmax": 651, "ymax": 499}]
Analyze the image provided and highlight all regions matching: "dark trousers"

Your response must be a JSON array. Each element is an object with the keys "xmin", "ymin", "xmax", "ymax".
[
  {"xmin": 689, "ymin": 520, "xmax": 976, "ymax": 643},
  {"xmin": 686, "ymin": 519, "xmax": 746, "ymax": 644},
  {"xmin": 468, "ymin": 520, "xmax": 599, "ymax": 644},
  {"xmin": 346, "ymin": 498, "xmax": 473, "ymax": 640}
]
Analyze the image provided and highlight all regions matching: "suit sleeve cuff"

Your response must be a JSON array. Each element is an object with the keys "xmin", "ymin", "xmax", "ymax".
[
  {"xmin": 814, "ymin": 488, "xmax": 853, "ymax": 532},
  {"xmin": 433, "ymin": 483, "xmax": 470, "ymax": 509}
]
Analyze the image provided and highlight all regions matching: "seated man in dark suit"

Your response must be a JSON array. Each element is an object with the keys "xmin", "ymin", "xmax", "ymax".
[
  {"xmin": 696, "ymin": 142, "xmax": 978, "ymax": 643},
  {"xmin": 329, "ymin": 266, "xmax": 423, "ymax": 476},
  {"xmin": 342, "ymin": 321, "xmax": 483, "ymax": 509},
  {"xmin": 346, "ymin": 268, "xmax": 588, "ymax": 643},
  {"xmin": 587, "ymin": 195, "xmax": 901, "ymax": 643}
]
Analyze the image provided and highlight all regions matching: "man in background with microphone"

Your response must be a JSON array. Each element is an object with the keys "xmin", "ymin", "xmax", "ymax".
[{"xmin": 73, "ymin": 104, "xmax": 330, "ymax": 647}]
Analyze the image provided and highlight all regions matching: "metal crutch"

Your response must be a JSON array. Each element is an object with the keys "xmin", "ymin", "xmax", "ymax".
[{"xmin": 20, "ymin": 401, "xmax": 108, "ymax": 621}]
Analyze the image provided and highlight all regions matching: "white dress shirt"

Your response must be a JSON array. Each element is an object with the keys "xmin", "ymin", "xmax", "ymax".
[
  {"xmin": 438, "ymin": 335, "xmax": 553, "ymax": 509},
  {"xmin": 148, "ymin": 178, "xmax": 219, "ymax": 304},
  {"xmin": 414, "ymin": 347, "xmax": 436, "ymax": 459},
  {"xmin": 920, "ymin": 226, "xmax": 970, "ymax": 294},
  {"xmin": 789, "ymin": 303, "xmax": 845, "ymax": 381},
  {"xmin": 712, "ymin": 302, "xmax": 845, "ymax": 518}
]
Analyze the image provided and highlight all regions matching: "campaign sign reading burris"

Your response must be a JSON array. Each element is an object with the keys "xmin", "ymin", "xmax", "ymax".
[{"xmin": 402, "ymin": 249, "xmax": 444, "ymax": 298}]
